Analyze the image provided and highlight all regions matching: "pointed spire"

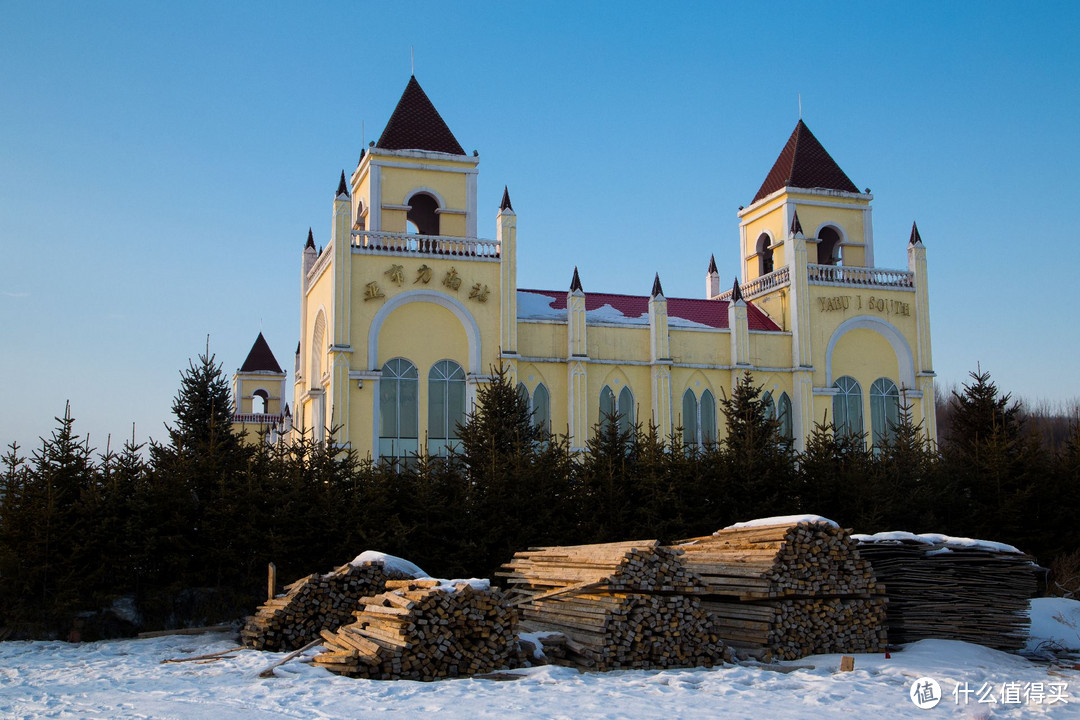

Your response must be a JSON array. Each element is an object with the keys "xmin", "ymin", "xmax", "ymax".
[
  {"xmin": 240, "ymin": 332, "xmax": 284, "ymax": 373},
  {"xmin": 651, "ymin": 273, "xmax": 664, "ymax": 299},
  {"xmin": 909, "ymin": 221, "xmax": 923, "ymax": 246},
  {"xmin": 731, "ymin": 277, "xmax": 744, "ymax": 303},
  {"xmin": 336, "ymin": 170, "xmax": 349, "ymax": 197},
  {"xmin": 753, "ymin": 119, "xmax": 859, "ymax": 203},
  {"xmin": 707, "ymin": 254, "xmax": 718, "ymax": 275},
  {"xmin": 375, "ymin": 76, "xmax": 466, "ymax": 155},
  {"xmin": 304, "ymin": 228, "xmax": 315, "ymax": 250},
  {"xmin": 790, "ymin": 209, "xmax": 804, "ymax": 236},
  {"xmin": 499, "ymin": 185, "xmax": 513, "ymax": 212},
  {"xmin": 569, "ymin": 266, "xmax": 583, "ymax": 293},
  {"xmin": 358, "ymin": 147, "xmax": 366, "ymax": 163}
]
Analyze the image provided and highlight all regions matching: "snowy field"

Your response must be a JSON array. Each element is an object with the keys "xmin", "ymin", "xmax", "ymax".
[{"xmin": 2, "ymin": 599, "xmax": 1078, "ymax": 720}]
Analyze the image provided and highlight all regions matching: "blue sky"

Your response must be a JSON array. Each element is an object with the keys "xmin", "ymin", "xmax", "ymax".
[{"xmin": 2, "ymin": 1, "xmax": 1078, "ymax": 451}]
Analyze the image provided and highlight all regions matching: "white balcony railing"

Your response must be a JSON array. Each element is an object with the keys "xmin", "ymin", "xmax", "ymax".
[
  {"xmin": 807, "ymin": 264, "xmax": 913, "ymax": 288},
  {"xmin": 351, "ymin": 231, "xmax": 500, "ymax": 258},
  {"xmin": 232, "ymin": 413, "xmax": 284, "ymax": 425},
  {"xmin": 716, "ymin": 266, "xmax": 791, "ymax": 301}
]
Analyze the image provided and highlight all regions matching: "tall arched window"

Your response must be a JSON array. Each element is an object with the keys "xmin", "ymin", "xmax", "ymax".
[
  {"xmin": 778, "ymin": 392, "xmax": 793, "ymax": 442},
  {"xmin": 516, "ymin": 382, "xmax": 530, "ymax": 408},
  {"xmin": 682, "ymin": 389, "xmax": 699, "ymax": 446},
  {"xmin": 817, "ymin": 226, "xmax": 841, "ymax": 265},
  {"xmin": 762, "ymin": 391, "xmax": 776, "ymax": 421},
  {"xmin": 429, "ymin": 360, "xmax": 466, "ymax": 455},
  {"xmin": 600, "ymin": 386, "xmax": 616, "ymax": 432},
  {"xmin": 871, "ymin": 378, "xmax": 901, "ymax": 446},
  {"xmin": 756, "ymin": 233, "xmax": 774, "ymax": 275},
  {"xmin": 379, "ymin": 358, "xmax": 418, "ymax": 459},
  {"xmin": 407, "ymin": 192, "xmax": 440, "ymax": 236},
  {"xmin": 701, "ymin": 389, "xmax": 716, "ymax": 445},
  {"xmin": 833, "ymin": 376, "xmax": 864, "ymax": 442},
  {"xmin": 310, "ymin": 311, "xmax": 325, "ymax": 387},
  {"xmin": 533, "ymin": 383, "xmax": 551, "ymax": 435},
  {"xmin": 617, "ymin": 386, "xmax": 634, "ymax": 436},
  {"xmin": 252, "ymin": 389, "xmax": 268, "ymax": 415}
]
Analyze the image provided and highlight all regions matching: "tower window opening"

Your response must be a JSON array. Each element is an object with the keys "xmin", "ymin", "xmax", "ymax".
[
  {"xmin": 817, "ymin": 226, "xmax": 842, "ymax": 265},
  {"xmin": 756, "ymin": 233, "xmax": 774, "ymax": 275},
  {"xmin": 252, "ymin": 389, "xmax": 268, "ymax": 415},
  {"xmin": 407, "ymin": 192, "xmax": 440, "ymax": 236}
]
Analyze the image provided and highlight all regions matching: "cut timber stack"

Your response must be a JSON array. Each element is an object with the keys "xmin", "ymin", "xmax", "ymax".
[
  {"xmin": 312, "ymin": 579, "xmax": 518, "ymax": 680},
  {"xmin": 674, "ymin": 518, "xmax": 888, "ymax": 661},
  {"xmin": 499, "ymin": 540, "xmax": 725, "ymax": 671},
  {"xmin": 855, "ymin": 532, "xmax": 1038, "ymax": 650},
  {"xmin": 242, "ymin": 561, "xmax": 410, "ymax": 652}
]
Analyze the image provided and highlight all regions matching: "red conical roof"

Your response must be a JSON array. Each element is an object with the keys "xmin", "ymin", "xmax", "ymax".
[
  {"xmin": 240, "ymin": 333, "xmax": 284, "ymax": 374},
  {"xmin": 375, "ymin": 76, "xmax": 465, "ymax": 155},
  {"xmin": 753, "ymin": 120, "xmax": 859, "ymax": 203}
]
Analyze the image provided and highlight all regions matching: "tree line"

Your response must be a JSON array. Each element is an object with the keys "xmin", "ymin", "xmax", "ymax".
[{"xmin": 1, "ymin": 354, "xmax": 1078, "ymax": 639}]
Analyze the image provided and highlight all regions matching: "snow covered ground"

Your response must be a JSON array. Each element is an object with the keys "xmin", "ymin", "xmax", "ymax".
[{"xmin": 2, "ymin": 600, "xmax": 1079, "ymax": 719}]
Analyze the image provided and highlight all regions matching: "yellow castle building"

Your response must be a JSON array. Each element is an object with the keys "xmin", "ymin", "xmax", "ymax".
[{"xmin": 233, "ymin": 76, "xmax": 936, "ymax": 457}]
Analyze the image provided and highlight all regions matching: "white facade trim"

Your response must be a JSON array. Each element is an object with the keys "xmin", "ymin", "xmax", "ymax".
[
  {"xmin": 824, "ymin": 315, "xmax": 916, "ymax": 388},
  {"xmin": 367, "ymin": 290, "xmax": 483, "ymax": 374}
]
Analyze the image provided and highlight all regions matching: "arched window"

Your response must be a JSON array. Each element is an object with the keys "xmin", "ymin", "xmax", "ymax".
[
  {"xmin": 762, "ymin": 391, "xmax": 776, "ymax": 421},
  {"xmin": 516, "ymin": 382, "xmax": 530, "ymax": 408},
  {"xmin": 533, "ymin": 383, "xmax": 551, "ymax": 435},
  {"xmin": 778, "ymin": 392, "xmax": 793, "ymax": 442},
  {"xmin": 833, "ymin": 376, "xmax": 864, "ymax": 442},
  {"xmin": 407, "ymin": 192, "xmax": 440, "ymax": 236},
  {"xmin": 429, "ymin": 360, "xmax": 466, "ymax": 455},
  {"xmin": 379, "ymin": 358, "xmax": 418, "ymax": 459},
  {"xmin": 682, "ymin": 389, "xmax": 699, "ymax": 446},
  {"xmin": 310, "ymin": 311, "xmax": 325, "ymax": 388},
  {"xmin": 252, "ymin": 389, "xmax": 268, "ymax": 415},
  {"xmin": 817, "ymin": 226, "xmax": 841, "ymax": 265},
  {"xmin": 871, "ymin": 378, "xmax": 901, "ymax": 446},
  {"xmin": 756, "ymin": 233, "xmax": 774, "ymax": 275},
  {"xmin": 701, "ymin": 389, "xmax": 716, "ymax": 445},
  {"xmin": 617, "ymin": 386, "xmax": 634, "ymax": 436},
  {"xmin": 353, "ymin": 200, "xmax": 366, "ymax": 231}
]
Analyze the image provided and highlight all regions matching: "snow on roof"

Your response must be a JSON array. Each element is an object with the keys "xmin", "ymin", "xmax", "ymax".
[
  {"xmin": 723, "ymin": 515, "xmax": 839, "ymax": 530},
  {"xmin": 851, "ymin": 531, "xmax": 1024, "ymax": 555},
  {"xmin": 518, "ymin": 289, "xmax": 781, "ymax": 331}
]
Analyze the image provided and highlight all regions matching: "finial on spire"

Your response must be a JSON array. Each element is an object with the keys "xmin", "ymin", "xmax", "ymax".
[
  {"xmin": 336, "ymin": 170, "xmax": 349, "ymax": 197},
  {"xmin": 305, "ymin": 228, "xmax": 315, "ymax": 249},
  {"xmin": 651, "ymin": 273, "xmax": 664, "ymax": 299},
  {"xmin": 707, "ymin": 254, "xmax": 718, "ymax": 275},
  {"xmin": 909, "ymin": 221, "xmax": 924, "ymax": 246},
  {"xmin": 790, "ymin": 209, "xmax": 804, "ymax": 236},
  {"xmin": 731, "ymin": 277, "xmax": 744, "ymax": 303},
  {"xmin": 570, "ymin": 266, "xmax": 583, "ymax": 293},
  {"xmin": 500, "ymin": 185, "xmax": 513, "ymax": 212}
]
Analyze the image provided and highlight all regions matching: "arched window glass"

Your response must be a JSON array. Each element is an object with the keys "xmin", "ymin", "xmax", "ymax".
[
  {"xmin": 833, "ymin": 376, "xmax": 864, "ymax": 442},
  {"xmin": 599, "ymin": 386, "xmax": 616, "ymax": 431},
  {"xmin": 429, "ymin": 360, "xmax": 466, "ymax": 456},
  {"xmin": 700, "ymin": 389, "xmax": 716, "ymax": 445},
  {"xmin": 516, "ymin": 382, "xmax": 530, "ymax": 408},
  {"xmin": 762, "ymin": 391, "xmax": 776, "ymax": 421},
  {"xmin": 407, "ymin": 192, "xmax": 440, "ymax": 235},
  {"xmin": 870, "ymin": 378, "xmax": 901, "ymax": 446},
  {"xmin": 682, "ymin": 389, "xmax": 699, "ymax": 446},
  {"xmin": 533, "ymin": 383, "xmax": 551, "ymax": 435},
  {"xmin": 817, "ymin": 226, "xmax": 842, "ymax": 265},
  {"xmin": 379, "ymin": 358, "xmax": 418, "ymax": 458},
  {"xmin": 778, "ymin": 392, "xmax": 793, "ymax": 442},
  {"xmin": 757, "ymin": 233, "xmax": 774, "ymax": 275},
  {"xmin": 617, "ymin": 386, "xmax": 634, "ymax": 436}
]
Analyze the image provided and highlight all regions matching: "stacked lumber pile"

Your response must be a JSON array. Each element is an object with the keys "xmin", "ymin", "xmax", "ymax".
[
  {"xmin": 242, "ymin": 561, "xmax": 410, "ymax": 651},
  {"xmin": 855, "ymin": 532, "xmax": 1038, "ymax": 650},
  {"xmin": 674, "ymin": 517, "xmax": 888, "ymax": 660},
  {"xmin": 499, "ymin": 540, "xmax": 725, "ymax": 671},
  {"xmin": 312, "ymin": 579, "xmax": 518, "ymax": 680}
]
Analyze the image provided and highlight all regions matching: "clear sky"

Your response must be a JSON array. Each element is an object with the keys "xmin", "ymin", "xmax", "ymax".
[{"xmin": 2, "ymin": 1, "xmax": 1078, "ymax": 452}]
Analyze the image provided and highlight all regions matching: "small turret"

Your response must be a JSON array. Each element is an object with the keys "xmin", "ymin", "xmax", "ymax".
[{"xmin": 706, "ymin": 254, "xmax": 720, "ymax": 298}]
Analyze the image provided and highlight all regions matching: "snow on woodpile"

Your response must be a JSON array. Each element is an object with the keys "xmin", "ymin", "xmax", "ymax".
[
  {"xmin": 854, "ymin": 531, "xmax": 1039, "ymax": 650},
  {"xmin": 499, "ymin": 540, "xmax": 725, "ymax": 671},
  {"xmin": 673, "ymin": 518, "xmax": 887, "ymax": 661},
  {"xmin": 313, "ymin": 578, "xmax": 518, "ymax": 680},
  {"xmin": 241, "ymin": 555, "xmax": 415, "ymax": 652}
]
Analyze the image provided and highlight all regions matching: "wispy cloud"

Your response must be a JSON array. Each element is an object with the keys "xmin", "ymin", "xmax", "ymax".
[{"xmin": 3, "ymin": 291, "xmax": 29, "ymax": 298}]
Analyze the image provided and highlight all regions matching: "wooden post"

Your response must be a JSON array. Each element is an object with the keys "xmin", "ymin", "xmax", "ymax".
[{"xmin": 268, "ymin": 562, "xmax": 277, "ymax": 601}]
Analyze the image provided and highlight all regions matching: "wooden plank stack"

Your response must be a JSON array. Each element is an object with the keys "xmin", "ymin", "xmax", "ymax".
[
  {"xmin": 241, "ymin": 561, "xmax": 411, "ymax": 652},
  {"xmin": 854, "ymin": 533, "xmax": 1038, "ymax": 650},
  {"xmin": 499, "ymin": 540, "xmax": 725, "ymax": 671},
  {"xmin": 312, "ymin": 579, "xmax": 518, "ymax": 680},
  {"xmin": 673, "ymin": 519, "xmax": 888, "ymax": 660}
]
